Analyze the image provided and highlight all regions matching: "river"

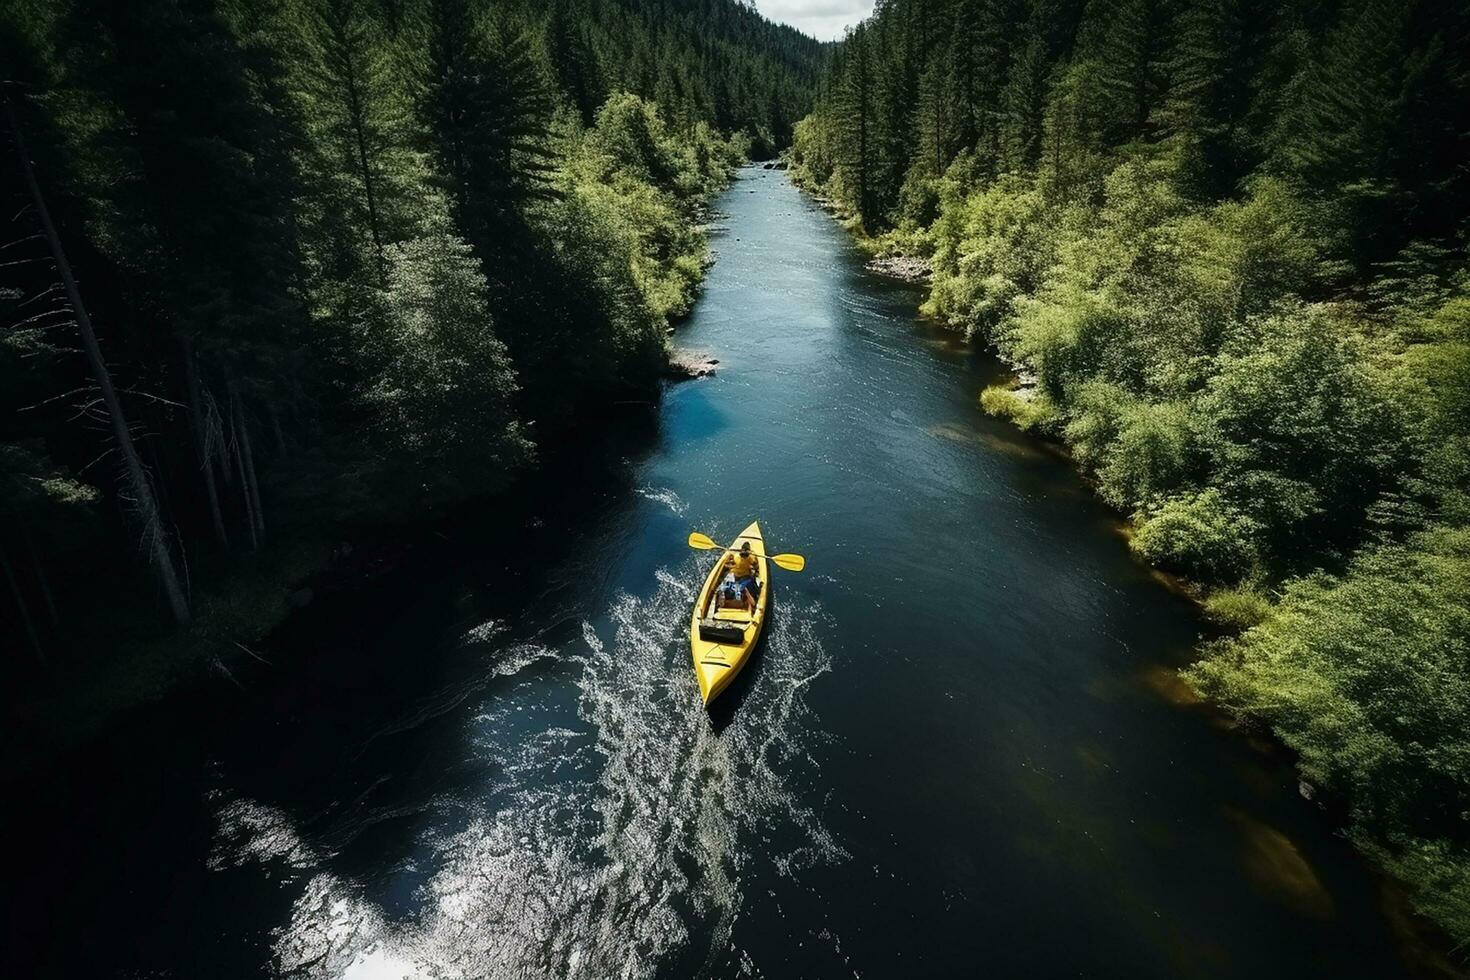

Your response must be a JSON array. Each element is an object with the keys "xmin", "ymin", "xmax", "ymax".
[{"xmin": 6, "ymin": 167, "xmax": 1432, "ymax": 978}]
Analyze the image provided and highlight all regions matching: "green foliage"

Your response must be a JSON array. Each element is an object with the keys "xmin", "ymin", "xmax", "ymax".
[
  {"xmin": 1097, "ymin": 398, "xmax": 1194, "ymax": 508},
  {"xmin": 978, "ymin": 384, "xmax": 1059, "ymax": 433},
  {"xmin": 923, "ymin": 170, "xmax": 1059, "ymax": 340},
  {"xmin": 797, "ymin": 0, "xmax": 1470, "ymax": 942},
  {"xmin": 0, "ymin": 443, "xmax": 99, "ymax": 547},
  {"xmin": 0, "ymin": 0, "xmax": 820, "ymax": 685},
  {"xmin": 1198, "ymin": 304, "xmax": 1409, "ymax": 556},
  {"xmin": 570, "ymin": 97, "xmax": 742, "ymax": 322},
  {"xmin": 1132, "ymin": 488, "xmax": 1261, "ymax": 582},
  {"xmin": 359, "ymin": 230, "xmax": 530, "ymax": 499},
  {"xmin": 1188, "ymin": 526, "xmax": 1470, "ymax": 940},
  {"xmin": 1202, "ymin": 585, "xmax": 1273, "ymax": 628}
]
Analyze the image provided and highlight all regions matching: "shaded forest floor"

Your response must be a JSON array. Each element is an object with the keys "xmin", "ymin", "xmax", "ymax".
[{"xmin": 1, "ymin": 391, "xmax": 667, "ymax": 778}]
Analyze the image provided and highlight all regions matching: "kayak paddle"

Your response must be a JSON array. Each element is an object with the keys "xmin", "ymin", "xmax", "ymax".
[{"xmin": 688, "ymin": 531, "xmax": 806, "ymax": 572}]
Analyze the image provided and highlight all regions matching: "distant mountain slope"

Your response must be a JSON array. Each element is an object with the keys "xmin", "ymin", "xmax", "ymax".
[{"xmin": 511, "ymin": 0, "xmax": 826, "ymax": 152}]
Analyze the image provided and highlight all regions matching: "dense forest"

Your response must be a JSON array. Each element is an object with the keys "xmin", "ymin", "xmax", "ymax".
[
  {"xmin": 0, "ymin": 0, "xmax": 820, "ymax": 723},
  {"xmin": 789, "ymin": 0, "xmax": 1470, "ymax": 946}
]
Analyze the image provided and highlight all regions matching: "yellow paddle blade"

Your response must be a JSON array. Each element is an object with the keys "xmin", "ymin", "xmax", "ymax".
[
  {"xmin": 770, "ymin": 553, "xmax": 806, "ymax": 572},
  {"xmin": 688, "ymin": 531, "xmax": 718, "ymax": 550}
]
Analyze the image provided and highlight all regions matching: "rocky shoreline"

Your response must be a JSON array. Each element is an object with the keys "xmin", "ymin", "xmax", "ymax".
[
  {"xmin": 865, "ymin": 254, "xmax": 932, "ymax": 284},
  {"xmin": 665, "ymin": 348, "xmax": 719, "ymax": 380}
]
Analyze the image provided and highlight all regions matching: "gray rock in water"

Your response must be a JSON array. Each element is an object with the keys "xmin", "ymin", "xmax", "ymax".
[
  {"xmin": 665, "ymin": 349, "xmax": 719, "ymax": 381},
  {"xmin": 287, "ymin": 587, "xmax": 314, "ymax": 609},
  {"xmin": 865, "ymin": 255, "xmax": 933, "ymax": 284}
]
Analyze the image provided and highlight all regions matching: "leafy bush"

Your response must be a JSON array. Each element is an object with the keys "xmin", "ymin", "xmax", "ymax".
[
  {"xmin": 1097, "ymin": 400, "xmax": 1195, "ymax": 509},
  {"xmin": 978, "ymin": 385, "xmax": 1059, "ymax": 433},
  {"xmin": 1198, "ymin": 304, "xmax": 1408, "ymax": 559},
  {"xmin": 1131, "ymin": 489, "xmax": 1261, "ymax": 582},
  {"xmin": 923, "ymin": 171, "xmax": 1058, "ymax": 340},
  {"xmin": 570, "ymin": 95, "xmax": 738, "ymax": 323},
  {"xmin": 1188, "ymin": 526, "xmax": 1470, "ymax": 941},
  {"xmin": 1203, "ymin": 586, "xmax": 1274, "ymax": 629}
]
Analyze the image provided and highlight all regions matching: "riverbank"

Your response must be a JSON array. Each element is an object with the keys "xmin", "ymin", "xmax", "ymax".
[
  {"xmin": 783, "ymin": 160, "xmax": 1470, "ymax": 968},
  {"xmin": 0, "ymin": 400, "xmax": 659, "ymax": 777},
  {"xmin": 4, "ymin": 165, "xmax": 1449, "ymax": 980},
  {"xmin": 1, "ymin": 145, "xmax": 746, "ymax": 778}
]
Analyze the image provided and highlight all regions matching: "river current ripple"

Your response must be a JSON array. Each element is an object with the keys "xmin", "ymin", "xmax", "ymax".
[
  {"xmin": 212, "ymin": 559, "xmax": 841, "ymax": 979},
  {"xmin": 5, "ymin": 167, "xmax": 1427, "ymax": 980}
]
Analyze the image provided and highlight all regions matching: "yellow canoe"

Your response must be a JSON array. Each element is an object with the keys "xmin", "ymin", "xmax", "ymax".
[{"xmin": 690, "ymin": 520, "xmax": 770, "ymax": 705}]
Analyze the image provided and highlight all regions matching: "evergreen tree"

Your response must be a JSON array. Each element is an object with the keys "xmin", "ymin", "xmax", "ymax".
[
  {"xmin": 545, "ymin": 0, "xmax": 605, "ymax": 126},
  {"xmin": 290, "ymin": 0, "xmax": 415, "ymax": 286},
  {"xmin": 835, "ymin": 24, "xmax": 878, "ymax": 229},
  {"xmin": 420, "ymin": 0, "xmax": 557, "ymax": 241}
]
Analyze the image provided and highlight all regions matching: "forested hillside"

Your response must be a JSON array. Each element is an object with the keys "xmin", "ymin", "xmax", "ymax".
[
  {"xmin": 789, "ymin": 0, "xmax": 1470, "ymax": 948},
  {"xmin": 0, "ymin": 0, "xmax": 818, "ymax": 710}
]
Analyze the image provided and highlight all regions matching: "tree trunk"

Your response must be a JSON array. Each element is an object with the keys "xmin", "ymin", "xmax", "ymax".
[
  {"xmin": 267, "ymin": 402, "xmax": 287, "ymax": 456},
  {"xmin": 348, "ymin": 91, "xmax": 387, "ymax": 285},
  {"xmin": 183, "ymin": 339, "xmax": 229, "ymax": 550},
  {"xmin": 0, "ymin": 540, "xmax": 44, "ymax": 664},
  {"xmin": 332, "ymin": 1, "xmax": 387, "ymax": 285},
  {"xmin": 238, "ymin": 395, "xmax": 265, "ymax": 540},
  {"xmin": 229, "ymin": 392, "xmax": 260, "ymax": 551},
  {"xmin": 215, "ymin": 386, "xmax": 236, "ymax": 491},
  {"xmin": 25, "ymin": 536, "xmax": 58, "ymax": 628},
  {"xmin": 5, "ymin": 92, "xmax": 189, "ymax": 624}
]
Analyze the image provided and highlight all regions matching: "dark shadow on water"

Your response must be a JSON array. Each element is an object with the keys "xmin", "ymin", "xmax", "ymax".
[{"xmin": 0, "ymin": 398, "xmax": 674, "ymax": 980}]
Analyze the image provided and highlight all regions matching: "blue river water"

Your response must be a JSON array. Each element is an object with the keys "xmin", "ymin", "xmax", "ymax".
[{"xmin": 5, "ymin": 167, "xmax": 1433, "ymax": 978}]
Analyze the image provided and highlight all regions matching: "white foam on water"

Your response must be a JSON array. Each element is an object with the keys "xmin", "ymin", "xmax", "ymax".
[
  {"xmin": 634, "ymin": 485, "xmax": 688, "ymax": 516},
  {"xmin": 209, "ymin": 796, "xmax": 316, "ymax": 871},
  {"xmin": 460, "ymin": 618, "xmax": 506, "ymax": 645},
  {"xmin": 222, "ymin": 559, "xmax": 841, "ymax": 978}
]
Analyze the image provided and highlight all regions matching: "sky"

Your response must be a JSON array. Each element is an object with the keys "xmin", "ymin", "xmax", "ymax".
[{"xmin": 750, "ymin": 0, "xmax": 874, "ymax": 41}]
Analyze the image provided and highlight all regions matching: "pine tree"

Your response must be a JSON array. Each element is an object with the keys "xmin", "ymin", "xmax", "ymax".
[
  {"xmin": 1075, "ymin": 0, "xmax": 1175, "ymax": 145},
  {"xmin": 836, "ymin": 24, "xmax": 878, "ymax": 229},
  {"xmin": 54, "ymin": 0, "xmax": 307, "ymax": 550},
  {"xmin": 1161, "ymin": 0, "xmax": 1275, "ymax": 194},
  {"xmin": 4, "ymin": 92, "xmax": 190, "ymax": 623},
  {"xmin": 546, "ymin": 0, "xmax": 605, "ymax": 126},
  {"xmin": 998, "ymin": 24, "xmax": 1049, "ymax": 172},
  {"xmin": 1270, "ymin": 0, "xmax": 1470, "ymax": 260},
  {"xmin": 419, "ymin": 0, "xmax": 558, "ymax": 247},
  {"xmin": 290, "ymin": 0, "xmax": 414, "ymax": 285}
]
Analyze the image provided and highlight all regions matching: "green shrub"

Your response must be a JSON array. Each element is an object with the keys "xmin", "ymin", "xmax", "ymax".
[
  {"xmin": 979, "ymin": 384, "xmax": 1059, "ymax": 433},
  {"xmin": 1063, "ymin": 380, "xmax": 1132, "ymax": 469},
  {"xmin": 1203, "ymin": 585, "xmax": 1274, "ymax": 628},
  {"xmin": 1188, "ymin": 526, "xmax": 1470, "ymax": 943},
  {"xmin": 1131, "ymin": 488, "xmax": 1261, "ymax": 582},
  {"xmin": 924, "ymin": 172, "xmax": 1059, "ymax": 340},
  {"xmin": 360, "ymin": 230, "xmax": 530, "ymax": 503},
  {"xmin": 1097, "ymin": 400, "xmax": 1195, "ymax": 508},
  {"xmin": 1198, "ymin": 303, "xmax": 1409, "ymax": 558}
]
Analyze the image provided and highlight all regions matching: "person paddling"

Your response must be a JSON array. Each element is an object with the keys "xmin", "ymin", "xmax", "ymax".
[{"xmin": 728, "ymin": 540, "xmax": 760, "ymax": 613}]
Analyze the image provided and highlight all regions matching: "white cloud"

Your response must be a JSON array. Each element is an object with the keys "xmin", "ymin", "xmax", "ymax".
[{"xmin": 751, "ymin": 0, "xmax": 874, "ymax": 41}]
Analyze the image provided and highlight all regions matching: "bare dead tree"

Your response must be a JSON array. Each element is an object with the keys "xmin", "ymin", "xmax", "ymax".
[
  {"xmin": 4, "ymin": 89, "xmax": 189, "ymax": 623},
  {"xmin": 231, "ymin": 381, "xmax": 266, "ymax": 542},
  {"xmin": 182, "ymin": 337, "xmax": 229, "ymax": 549},
  {"xmin": 0, "ymin": 540, "xmax": 44, "ymax": 663},
  {"xmin": 227, "ymin": 388, "xmax": 260, "ymax": 551}
]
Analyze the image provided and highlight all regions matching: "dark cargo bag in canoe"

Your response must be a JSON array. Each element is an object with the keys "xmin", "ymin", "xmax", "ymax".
[{"xmin": 698, "ymin": 619, "xmax": 745, "ymax": 643}]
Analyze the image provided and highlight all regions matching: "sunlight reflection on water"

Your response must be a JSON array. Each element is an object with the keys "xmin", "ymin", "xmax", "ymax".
[{"xmin": 214, "ymin": 561, "xmax": 841, "ymax": 978}]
